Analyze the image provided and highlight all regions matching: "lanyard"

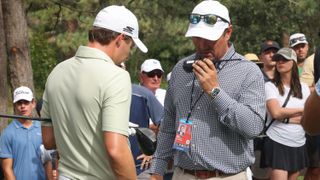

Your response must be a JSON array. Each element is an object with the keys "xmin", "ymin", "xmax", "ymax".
[
  {"xmin": 186, "ymin": 51, "xmax": 239, "ymax": 122},
  {"xmin": 186, "ymin": 75, "xmax": 204, "ymax": 122}
]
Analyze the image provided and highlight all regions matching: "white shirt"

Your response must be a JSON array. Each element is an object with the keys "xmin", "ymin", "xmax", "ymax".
[
  {"xmin": 265, "ymin": 82, "xmax": 310, "ymax": 147},
  {"xmin": 155, "ymin": 88, "xmax": 166, "ymax": 106}
]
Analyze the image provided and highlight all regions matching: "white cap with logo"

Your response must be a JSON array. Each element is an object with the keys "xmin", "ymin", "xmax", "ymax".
[
  {"xmin": 13, "ymin": 86, "xmax": 34, "ymax": 103},
  {"xmin": 93, "ymin": 5, "xmax": 148, "ymax": 53},
  {"xmin": 185, "ymin": 0, "xmax": 230, "ymax": 41},
  {"xmin": 289, "ymin": 33, "xmax": 308, "ymax": 47},
  {"xmin": 140, "ymin": 59, "xmax": 164, "ymax": 73}
]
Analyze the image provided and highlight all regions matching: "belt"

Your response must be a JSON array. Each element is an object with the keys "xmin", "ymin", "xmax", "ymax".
[{"xmin": 181, "ymin": 168, "xmax": 226, "ymax": 179}]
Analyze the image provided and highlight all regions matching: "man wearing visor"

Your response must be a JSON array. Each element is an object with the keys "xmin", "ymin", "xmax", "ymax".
[
  {"xmin": 41, "ymin": 5, "xmax": 147, "ymax": 180},
  {"xmin": 150, "ymin": 0, "xmax": 265, "ymax": 179}
]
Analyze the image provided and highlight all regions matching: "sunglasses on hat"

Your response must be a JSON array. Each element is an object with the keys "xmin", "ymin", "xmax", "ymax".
[
  {"xmin": 290, "ymin": 36, "xmax": 306, "ymax": 46},
  {"xmin": 189, "ymin": 14, "xmax": 228, "ymax": 25},
  {"xmin": 143, "ymin": 70, "xmax": 163, "ymax": 78}
]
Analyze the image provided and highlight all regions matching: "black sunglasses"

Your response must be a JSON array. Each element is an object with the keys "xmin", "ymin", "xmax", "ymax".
[
  {"xmin": 189, "ymin": 14, "xmax": 229, "ymax": 25},
  {"xmin": 143, "ymin": 71, "xmax": 163, "ymax": 78}
]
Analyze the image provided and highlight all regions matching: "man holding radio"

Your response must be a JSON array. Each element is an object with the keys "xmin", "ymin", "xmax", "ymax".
[{"xmin": 150, "ymin": 0, "xmax": 265, "ymax": 179}]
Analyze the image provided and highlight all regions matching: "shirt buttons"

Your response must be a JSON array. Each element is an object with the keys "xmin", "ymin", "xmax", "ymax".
[
  {"xmin": 197, "ymin": 106, "xmax": 200, "ymax": 110},
  {"xmin": 193, "ymin": 125, "xmax": 197, "ymax": 128},
  {"xmin": 192, "ymin": 144, "xmax": 195, "ymax": 147}
]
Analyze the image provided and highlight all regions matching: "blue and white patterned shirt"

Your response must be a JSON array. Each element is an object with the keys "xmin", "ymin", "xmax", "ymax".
[{"xmin": 150, "ymin": 44, "xmax": 266, "ymax": 175}]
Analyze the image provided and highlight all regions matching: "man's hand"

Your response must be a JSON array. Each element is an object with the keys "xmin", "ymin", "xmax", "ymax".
[
  {"xmin": 192, "ymin": 58, "xmax": 219, "ymax": 95},
  {"xmin": 137, "ymin": 154, "xmax": 152, "ymax": 170}
]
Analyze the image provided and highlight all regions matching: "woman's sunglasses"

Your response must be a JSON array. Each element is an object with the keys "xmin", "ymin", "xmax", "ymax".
[{"xmin": 189, "ymin": 14, "xmax": 228, "ymax": 25}]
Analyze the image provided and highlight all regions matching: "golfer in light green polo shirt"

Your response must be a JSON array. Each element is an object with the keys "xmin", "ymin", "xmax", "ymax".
[{"xmin": 41, "ymin": 5, "xmax": 147, "ymax": 180}]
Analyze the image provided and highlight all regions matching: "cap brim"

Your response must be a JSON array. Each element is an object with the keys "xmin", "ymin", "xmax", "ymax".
[
  {"xmin": 132, "ymin": 38, "xmax": 148, "ymax": 53},
  {"xmin": 13, "ymin": 96, "xmax": 33, "ymax": 103},
  {"xmin": 272, "ymin": 54, "xmax": 291, "ymax": 61},
  {"xmin": 261, "ymin": 46, "xmax": 279, "ymax": 53},
  {"xmin": 290, "ymin": 40, "xmax": 308, "ymax": 47},
  {"xmin": 185, "ymin": 21, "xmax": 229, "ymax": 41}
]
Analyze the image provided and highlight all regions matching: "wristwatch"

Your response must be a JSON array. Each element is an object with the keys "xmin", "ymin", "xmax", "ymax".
[{"xmin": 210, "ymin": 87, "xmax": 220, "ymax": 99}]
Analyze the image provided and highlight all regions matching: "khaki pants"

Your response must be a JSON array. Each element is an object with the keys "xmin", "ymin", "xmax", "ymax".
[{"xmin": 172, "ymin": 167, "xmax": 248, "ymax": 180}]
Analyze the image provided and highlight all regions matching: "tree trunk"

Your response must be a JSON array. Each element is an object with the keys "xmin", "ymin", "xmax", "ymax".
[
  {"xmin": 0, "ymin": 0, "xmax": 8, "ymax": 132},
  {"xmin": 2, "ymin": 0, "xmax": 35, "ymax": 93}
]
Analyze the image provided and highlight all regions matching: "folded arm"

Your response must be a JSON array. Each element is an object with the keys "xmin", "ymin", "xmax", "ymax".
[{"xmin": 266, "ymin": 99, "xmax": 303, "ymax": 120}]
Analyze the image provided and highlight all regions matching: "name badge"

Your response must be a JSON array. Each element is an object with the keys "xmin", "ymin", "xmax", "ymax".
[{"xmin": 173, "ymin": 119, "xmax": 192, "ymax": 152}]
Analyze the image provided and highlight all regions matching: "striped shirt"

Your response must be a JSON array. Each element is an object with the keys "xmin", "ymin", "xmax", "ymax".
[{"xmin": 149, "ymin": 44, "xmax": 266, "ymax": 175}]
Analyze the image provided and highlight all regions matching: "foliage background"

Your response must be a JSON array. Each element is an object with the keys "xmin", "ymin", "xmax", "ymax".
[{"xmin": 26, "ymin": 0, "xmax": 320, "ymax": 98}]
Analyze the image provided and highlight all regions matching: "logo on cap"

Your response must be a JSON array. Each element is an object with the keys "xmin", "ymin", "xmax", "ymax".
[
  {"xmin": 13, "ymin": 86, "xmax": 34, "ymax": 103},
  {"xmin": 123, "ymin": 26, "xmax": 134, "ymax": 35}
]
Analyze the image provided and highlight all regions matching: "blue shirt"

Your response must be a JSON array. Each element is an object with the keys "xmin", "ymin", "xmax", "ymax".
[
  {"xmin": 150, "ymin": 44, "xmax": 266, "ymax": 175},
  {"xmin": 130, "ymin": 84, "xmax": 164, "ymax": 174},
  {"xmin": 132, "ymin": 84, "xmax": 164, "ymax": 125},
  {"xmin": 0, "ymin": 120, "xmax": 45, "ymax": 180}
]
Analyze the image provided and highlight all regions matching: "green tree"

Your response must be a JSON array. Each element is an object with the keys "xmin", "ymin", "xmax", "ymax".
[{"xmin": 25, "ymin": 0, "xmax": 320, "ymax": 92}]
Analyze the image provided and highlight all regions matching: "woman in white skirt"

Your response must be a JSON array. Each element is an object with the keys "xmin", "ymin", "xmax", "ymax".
[{"xmin": 261, "ymin": 48, "xmax": 310, "ymax": 180}]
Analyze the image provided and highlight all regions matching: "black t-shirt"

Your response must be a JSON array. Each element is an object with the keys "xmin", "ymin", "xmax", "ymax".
[{"xmin": 261, "ymin": 69, "xmax": 272, "ymax": 82}]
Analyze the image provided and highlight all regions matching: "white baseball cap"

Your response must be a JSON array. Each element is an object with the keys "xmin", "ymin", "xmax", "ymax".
[
  {"xmin": 140, "ymin": 59, "xmax": 164, "ymax": 72},
  {"xmin": 185, "ymin": 0, "xmax": 230, "ymax": 41},
  {"xmin": 93, "ymin": 5, "xmax": 148, "ymax": 53},
  {"xmin": 13, "ymin": 86, "xmax": 34, "ymax": 103},
  {"xmin": 289, "ymin": 33, "xmax": 308, "ymax": 47}
]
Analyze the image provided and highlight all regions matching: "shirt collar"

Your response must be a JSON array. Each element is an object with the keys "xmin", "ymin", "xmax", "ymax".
[
  {"xmin": 220, "ymin": 43, "xmax": 235, "ymax": 60},
  {"xmin": 75, "ymin": 46, "xmax": 114, "ymax": 64},
  {"xmin": 13, "ymin": 119, "xmax": 39, "ymax": 129},
  {"xmin": 214, "ymin": 43, "xmax": 235, "ymax": 70}
]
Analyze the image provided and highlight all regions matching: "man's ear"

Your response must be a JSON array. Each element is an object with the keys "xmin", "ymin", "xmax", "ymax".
[
  {"xmin": 115, "ymin": 34, "xmax": 124, "ymax": 47},
  {"xmin": 31, "ymin": 99, "xmax": 36, "ymax": 109},
  {"xmin": 115, "ymin": 37, "xmax": 121, "ymax": 47},
  {"xmin": 224, "ymin": 25, "xmax": 233, "ymax": 40},
  {"xmin": 138, "ymin": 72, "xmax": 144, "ymax": 84}
]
